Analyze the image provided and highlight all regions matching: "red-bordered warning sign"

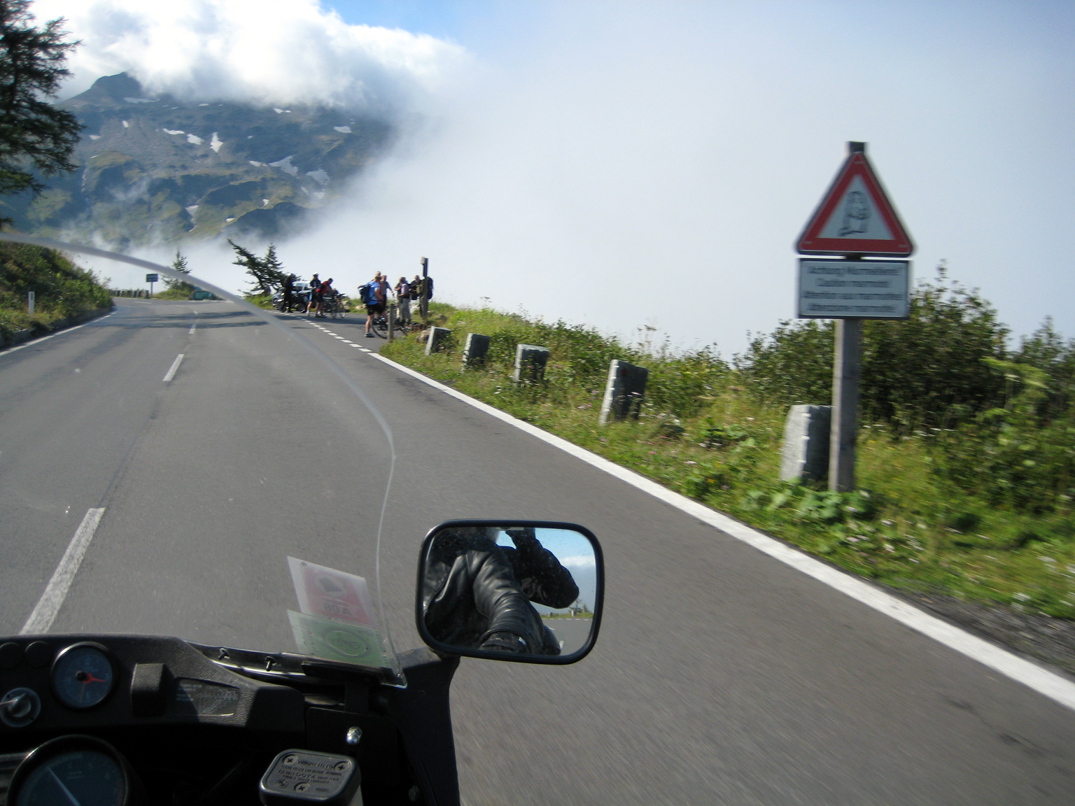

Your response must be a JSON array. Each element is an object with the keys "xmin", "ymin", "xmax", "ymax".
[{"xmin": 796, "ymin": 150, "xmax": 913, "ymax": 257}]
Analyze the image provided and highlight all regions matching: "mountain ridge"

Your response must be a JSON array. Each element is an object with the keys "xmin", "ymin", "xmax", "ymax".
[{"xmin": 1, "ymin": 73, "xmax": 396, "ymax": 247}]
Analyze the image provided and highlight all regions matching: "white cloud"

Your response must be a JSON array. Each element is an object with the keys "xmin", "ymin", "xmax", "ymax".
[
  {"xmin": 36, "ymin": 0, "xmax": 472, "ymax": 116},
  {"xmin": 36, "ymin": 0, "xmax": 1075, "ymax": 354},
  {"xmin": 280, "ymin": 1, "xmax": 1075, "ymax": 356}
]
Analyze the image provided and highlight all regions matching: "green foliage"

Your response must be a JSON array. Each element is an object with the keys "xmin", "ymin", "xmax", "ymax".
[
  {"xmin": 0, "ymin": 240, "xmax": 109, "ymax": 339},
  {"xmin": 861, "ymin": 263, "xmax": 1008, "ymax": 429},
  {"xmin": 734, "ymin": 319, "xmax": 834, "ymax": 406},
  {"xmin": 162, "ymin": 249, "xmax": 194, "ymax": 295},
  {"xmin": 934, "ymin": 359, "xmax": 1075, "ymax": 514},
  {"xmin": 1013, "ymin": 316, "xmax": 1075, "ymax": 422},
  {"xmin": 736, "ymin": 264, "xmax": 1011, "ymax": 431},
  {"xmin": 646, "ymin": 346, "xmax": 729, "ymax": 419},
  {"xmin": 229, "ymin": 240, "xmax": 287, "ymax": 297},
  {"xmin": 156, "ymin": 250, "xmax": 196, "ymax": 298},
  {"xmin": 744, "ymin": 486, "xmax": 879, "ymax": 525},
  {"xmin": 696, "ymin": 419, "xmax": 752, "ymax": 450},
  {"xmin": 0, "ymin": 0, "xmax": 82, "ymax": 202}
]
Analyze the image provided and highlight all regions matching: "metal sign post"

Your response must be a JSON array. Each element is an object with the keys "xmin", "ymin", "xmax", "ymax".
[
  {"xmin": 146, "ymin": 273, "xmax": 159, "ymax": 297},
  {"xmin": 419, "ymin": 257, "xmax": 429, "ymax": 320},
  {"xmin": 796, "ymin": 142, "xmax": 914, "ymax": 492}
]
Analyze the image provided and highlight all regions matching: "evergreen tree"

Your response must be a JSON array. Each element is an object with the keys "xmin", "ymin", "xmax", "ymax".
[
  {"xmin": 229, "ymin": 239, "xmax": 287, "ymax": 296},
  {"xmin": 164, "ymin": 249, "xmax": 194, "ymax": 294},
  {"xmin": 0, "ymin": 0, "xmax": 82, "ymax": 206}
]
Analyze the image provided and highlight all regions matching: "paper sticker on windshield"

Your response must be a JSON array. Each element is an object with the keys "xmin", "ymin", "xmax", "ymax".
[
  {"xmin": 288, "ymin": 557, "xmax": 379, "ymax": 628},
  {"xmin": 287, "ymin": 611, "xmax": 388, "ymax": 668}
]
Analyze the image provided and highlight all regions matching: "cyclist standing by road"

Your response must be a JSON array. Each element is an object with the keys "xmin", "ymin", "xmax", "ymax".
[
  {"xmin": 395, "ymin": 276, "xmax": 411, "ymax": 326},
  {"xmin": 281, "ymin": 273, "xmax": 296, "ymax": 312},
  {"xmin": 305, "ymin": 273, "xmax": 321, "ymax": 315},
  {"xmin": 316, "ymin": 277, "xmax": 335, "ymax": 317},
  {"xmin": 363, "ymin": 272, "xmax": 390, "ymax": 338}
]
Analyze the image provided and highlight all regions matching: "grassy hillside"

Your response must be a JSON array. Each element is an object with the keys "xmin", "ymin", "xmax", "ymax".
[
  {"xmin": 0, "ymin": 243, "xmax": 112, "ymax": 344},
  {"xmin": 382, "ymin": 301, "xmax": 1075, "ymax": 626}
]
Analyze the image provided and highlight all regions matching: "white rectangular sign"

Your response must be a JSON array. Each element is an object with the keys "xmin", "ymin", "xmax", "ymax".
[{"xmin": 797, "ymin": 259, "xmax": 911, "ymax": 319}]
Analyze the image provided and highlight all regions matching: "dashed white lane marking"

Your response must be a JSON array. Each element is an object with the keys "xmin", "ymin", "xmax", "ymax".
[
  {"xmin": 21, "ymin": 508, "xmax": 106, "ymax": 635},
  {"xmin": 163, "ymin": 353, "xmax": 185, "ymax": 382}
]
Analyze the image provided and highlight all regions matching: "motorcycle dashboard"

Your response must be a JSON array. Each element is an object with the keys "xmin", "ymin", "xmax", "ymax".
[{"xmin": 0, "ymin": 635, "xmax": 305, "ymax": 738}]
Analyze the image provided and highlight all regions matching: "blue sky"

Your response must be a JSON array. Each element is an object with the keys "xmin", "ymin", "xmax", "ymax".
[{"xmin": 36, "ymin": 0, "xmax": 1075, "ymax": 355}]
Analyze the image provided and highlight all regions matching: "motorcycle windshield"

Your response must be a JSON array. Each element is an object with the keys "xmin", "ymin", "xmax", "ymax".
[{"xmin": 1, "ymin": 236, "xmax": 407, "ymax": 685}]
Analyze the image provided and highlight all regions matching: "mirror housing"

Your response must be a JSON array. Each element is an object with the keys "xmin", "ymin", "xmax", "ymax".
[{"xmin": 416, "ymin": 520, "xmax": 604, "ymax": 664}]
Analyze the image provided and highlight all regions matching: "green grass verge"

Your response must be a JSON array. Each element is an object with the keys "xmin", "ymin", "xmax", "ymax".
[{"xmin": 0, "ymin": 242, "xmax": 112, "ymax": 343}]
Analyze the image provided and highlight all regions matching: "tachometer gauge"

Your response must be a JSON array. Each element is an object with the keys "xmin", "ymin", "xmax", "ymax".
[
  {"xmin": 11, "ymin": 735, "xmax": 131, "ymax": 806},
  {"xmin": 51, "ymin": 643, "xmax": 116, "ymax": 710}
]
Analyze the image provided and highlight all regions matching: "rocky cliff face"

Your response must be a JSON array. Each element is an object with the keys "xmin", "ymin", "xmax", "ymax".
[{"xmin": 2, "ymin": 73, "xmax": 395, "ymax": 247}]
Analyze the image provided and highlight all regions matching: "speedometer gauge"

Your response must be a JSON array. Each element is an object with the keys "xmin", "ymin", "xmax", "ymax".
[
  {"xmin": 11, "ymin": 735, "xmax": 131, "ymax": 806},
  {"xmin": 51, "ymin": 643, "xmax": 116, "ymax": 710}
]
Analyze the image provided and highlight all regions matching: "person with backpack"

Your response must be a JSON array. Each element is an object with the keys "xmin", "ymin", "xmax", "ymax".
[
  {"xmin": 395, "ymin": 276, "xmax": 411, "ymax": 325},
  {"xmin": 305, "ymin": 273, "xmax": 321, "ymax": 315},
  {"xmin": 362, "ymin": 273, "xmax": 391, "ymax": 338},
  {"xmin": 314, "ymin": 277, "xmax": 334, "ymax": 317},
  {"xmin": 416, "ymin": 273, "xmax": 433, "ymax": 318}
]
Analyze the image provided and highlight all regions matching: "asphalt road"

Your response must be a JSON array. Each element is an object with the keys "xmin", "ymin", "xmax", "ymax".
[{"xmin": 4, "ymin": 298, "xmax": 1075, "ymax": 805}]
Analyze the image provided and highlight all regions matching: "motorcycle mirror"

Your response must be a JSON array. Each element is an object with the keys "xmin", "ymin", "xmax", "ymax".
[{"xmin": 416, "ymin": 520, "xmax": 604, "ymax": 664}]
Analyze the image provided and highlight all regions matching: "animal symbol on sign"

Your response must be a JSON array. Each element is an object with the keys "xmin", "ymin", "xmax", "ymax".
[{"xmin": 839, "ymin": 190, "xmax": 871, "ymax": 236}]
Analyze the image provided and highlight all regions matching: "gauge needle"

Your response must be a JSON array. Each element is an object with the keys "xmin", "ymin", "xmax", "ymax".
[{"xmin": 49, "ymin": 768, "xmax": 82, "ymax": 805}]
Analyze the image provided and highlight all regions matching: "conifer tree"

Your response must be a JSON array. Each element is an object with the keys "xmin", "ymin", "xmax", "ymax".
[{"xmin": 0, "ymin": 0, "xmax": 82, "ymax": 204}]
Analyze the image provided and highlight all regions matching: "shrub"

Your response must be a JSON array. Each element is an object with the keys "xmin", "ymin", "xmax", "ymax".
[{"xmin": 934, "ymin": 360, "xmax": 1075, "ymax": 514}]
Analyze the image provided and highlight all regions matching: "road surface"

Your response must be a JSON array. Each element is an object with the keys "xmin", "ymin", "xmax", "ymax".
[{"xmin": 3, "ymin": 298, "xmax": 1074, "ymax": 805}]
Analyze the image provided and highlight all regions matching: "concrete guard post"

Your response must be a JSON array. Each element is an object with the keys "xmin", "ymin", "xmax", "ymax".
[
  {"xmin": 425, "ymin": 326, "xmax": 451, "ymax": 355},
  {"xmin": 462, "ymin": 333, "xmax": 491, "ymax": 369},
  {"xmin": 599, "ymin": 359, "xmax": 649, "ymax": 425},
  {"xmin": 780, "ymin": 404, "xmax": 832, "ymax": 483},
  {"xmin": 514, "ymin": 344, "xmax": 550, "ymax": 384}
]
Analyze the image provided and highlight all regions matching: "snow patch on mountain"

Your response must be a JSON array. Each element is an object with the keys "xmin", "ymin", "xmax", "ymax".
[{"xmin": 269, "ymin": 156, "xmax": 299, "ymax": 176}]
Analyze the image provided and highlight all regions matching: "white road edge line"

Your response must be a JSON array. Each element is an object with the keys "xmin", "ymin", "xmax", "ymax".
[
  {"xmin": 0, "ymin": 312, "xmax": 116, "ymax": 358},
  {"xmin": 163, "ymin": 353, "xmax": 185, "ymax": 382},
  {"xmin": 21, "ymin": 508, "xmax": 106, "ymax": 635},
  {"xmin": 370, "ymin": 351, "xmax": 1075, "ymax": 713}
]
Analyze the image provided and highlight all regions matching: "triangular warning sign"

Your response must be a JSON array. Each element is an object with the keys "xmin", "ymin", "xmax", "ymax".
[{"xmin": 797, "ymin": 151, "xmax": 913, "ymax": 256}]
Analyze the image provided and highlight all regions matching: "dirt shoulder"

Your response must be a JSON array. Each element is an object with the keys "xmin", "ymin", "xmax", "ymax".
[{"xmin": 893, "ymin": 587, "xmax": 1075, "ymax": 678}]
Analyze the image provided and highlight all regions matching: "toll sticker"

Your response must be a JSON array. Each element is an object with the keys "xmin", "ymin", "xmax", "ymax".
[
  {"xmin": 287, "ymin": 557, "xmax": 379, "ymax": 628},
  {"xmin": 287, "ymin": 610, "xmax": 388, "ymax": 668}
]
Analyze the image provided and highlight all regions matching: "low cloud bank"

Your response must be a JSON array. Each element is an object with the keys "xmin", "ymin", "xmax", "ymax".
[{"xmin": 37, "ymin": 0, "xmax": 472, "ymax": 116}]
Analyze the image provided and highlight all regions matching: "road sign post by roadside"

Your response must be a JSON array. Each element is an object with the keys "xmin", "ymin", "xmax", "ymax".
[
  {"xmin": 146, "ymin": 273, "xmax": 159, "ymax": 297},
  {"xmin": 796, "ymin": 142, "xmax": 913, "ymax": 492}
]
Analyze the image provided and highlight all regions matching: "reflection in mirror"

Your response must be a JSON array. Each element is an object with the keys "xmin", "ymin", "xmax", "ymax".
[{"xmin": 417, "ymin": 521, "xmax": 602, "ymax": 663}]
